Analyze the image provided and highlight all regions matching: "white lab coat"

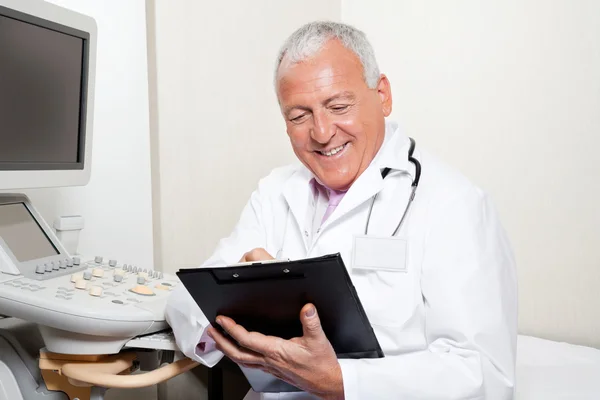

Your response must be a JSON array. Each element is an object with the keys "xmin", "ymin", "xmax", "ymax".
[{"xmin": 166, "ymin": 120, "xmax": 517, "ymax": 399}]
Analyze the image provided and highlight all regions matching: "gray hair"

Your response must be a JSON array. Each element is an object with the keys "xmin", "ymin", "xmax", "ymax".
[{"xmin": 275, "ymin": 21, "xmax": 381, "ymax": 89}]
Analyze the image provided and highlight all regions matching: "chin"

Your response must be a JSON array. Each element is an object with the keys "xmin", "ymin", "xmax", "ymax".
[{"xmin": 319, "ymin": 176, "xmax": 353, "ymax": 191}]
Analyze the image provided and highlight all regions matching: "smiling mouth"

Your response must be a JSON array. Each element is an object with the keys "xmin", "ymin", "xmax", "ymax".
[{"xmin": 317, "ymin": 143, "xmax": 349, "ymax": 157}]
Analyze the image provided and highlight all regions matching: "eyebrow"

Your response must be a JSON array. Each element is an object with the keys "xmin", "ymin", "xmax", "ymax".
[
  {"xmin": 284, "ymin": 104, "xmax": 311, "ymax": 116},
  {"xmin": 284, "ymin": 91, "xmax": 357, "ymax": 116}
]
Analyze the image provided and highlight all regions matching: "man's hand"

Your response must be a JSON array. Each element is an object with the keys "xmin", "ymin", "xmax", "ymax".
[
  {"xmin": 207, "ymin": 304, "xmax": 344, "ymax": 400},
  {"xmin": 239, "ymin": 247, "xmax": 274, "ymax": 263}
]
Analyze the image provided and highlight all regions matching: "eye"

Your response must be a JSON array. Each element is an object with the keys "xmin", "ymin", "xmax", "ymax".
[
  {"xmin": 289, "ymin": 113, "xmax": 309, "ymax": 123},
  {"xmin": 330, "ymin": 105, "xmax": 349, "ymax": 113}
]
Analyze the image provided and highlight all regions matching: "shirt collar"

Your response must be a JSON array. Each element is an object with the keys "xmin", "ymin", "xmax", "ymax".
[{"xmin": 310, "ymin": 178, "xmax": 347, "ymax": 202}]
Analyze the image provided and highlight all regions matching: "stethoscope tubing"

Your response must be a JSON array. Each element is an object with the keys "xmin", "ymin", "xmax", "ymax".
[{"xmin": 365, "ymin": 137, "xmax": 421, "ymax": 236}]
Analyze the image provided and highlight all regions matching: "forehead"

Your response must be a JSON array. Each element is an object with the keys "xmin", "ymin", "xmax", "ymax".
[{"xmin": 276, "ymin": 40, "xmax": 367, "ymax": 103}]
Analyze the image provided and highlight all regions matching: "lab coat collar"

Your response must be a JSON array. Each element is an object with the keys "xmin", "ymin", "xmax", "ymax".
[
  {"xmin": 282, "ymin": 120, "xmax": 411, "ymax": 235},
  {"xmin": 371, "ymin": 120, "xmax": 410, "ymax": 173}
]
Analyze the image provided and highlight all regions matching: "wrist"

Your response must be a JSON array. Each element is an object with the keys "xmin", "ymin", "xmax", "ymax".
[
  {"xmin": 321, "ymin": 362, "xmax": 344, "ymax": 400},
  {"xmin": 322, "ymin": 390, "xmax": 344, "ymax": 400}
]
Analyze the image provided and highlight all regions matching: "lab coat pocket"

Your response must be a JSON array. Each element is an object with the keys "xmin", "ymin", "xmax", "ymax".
[{"xmin": 351, "ymin": 235, "xmax": 418, "ymax": 328}]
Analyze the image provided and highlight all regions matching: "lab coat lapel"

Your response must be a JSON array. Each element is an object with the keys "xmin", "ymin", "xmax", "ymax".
[
  {"xmin": 320, "ymin": 166, "xmax": 384, "ymax": 230},
  {"xmin": 282, "ymin": 167, "xmax": 312, "ymax": 250}
]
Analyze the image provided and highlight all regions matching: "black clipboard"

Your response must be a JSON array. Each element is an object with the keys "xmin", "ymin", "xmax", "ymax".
[{"xmin": 177, "ymin": 253, "xmax": 383, "ymax": 392}]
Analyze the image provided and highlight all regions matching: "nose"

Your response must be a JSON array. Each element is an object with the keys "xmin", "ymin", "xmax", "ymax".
[{"xmin": 310, "ymin": 111, "xmax": 335, "ymax": 144}]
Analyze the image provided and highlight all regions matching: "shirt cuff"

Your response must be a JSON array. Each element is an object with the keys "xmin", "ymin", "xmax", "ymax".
[
  {"xmin": 338, "ymin": 359, "xmax": 359, "ymax": 400},
  {"xmin": 193, "ymin": 327, "xmax": 223, "ymax": 367}
]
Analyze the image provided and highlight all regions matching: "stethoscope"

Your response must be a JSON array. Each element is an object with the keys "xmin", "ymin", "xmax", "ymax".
[
  {"xmin": 276, "ymin": 137, "xmax": 421, "ymax": 258},
  {"xmin": 364, "ymin": 137, "xmax": 421, "ymax": 236}
]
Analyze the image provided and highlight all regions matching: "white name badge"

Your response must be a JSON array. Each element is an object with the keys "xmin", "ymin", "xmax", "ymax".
[{"xmin": 352, "ymin": 235, "xmax": 408, "ymax": 272}]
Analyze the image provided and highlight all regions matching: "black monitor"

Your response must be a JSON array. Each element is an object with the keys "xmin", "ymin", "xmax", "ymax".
[{"xmin": 0, "ymin": 0, "xmax": 96, "ymax": 189}]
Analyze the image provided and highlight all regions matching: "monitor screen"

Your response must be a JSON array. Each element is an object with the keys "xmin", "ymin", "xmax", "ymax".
[
  {"xmin": 0, "ymin": 203, "xmax": 59, "ymax": 262},
  {"xmin": 0, "ymin": 6, "xmax": 88, "ymax": 170}
]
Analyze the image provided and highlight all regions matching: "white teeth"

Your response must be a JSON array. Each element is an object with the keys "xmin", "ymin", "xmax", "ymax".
[{"xmin": 321, "ymin": 144, "xmax": 346, "ymax": 157}]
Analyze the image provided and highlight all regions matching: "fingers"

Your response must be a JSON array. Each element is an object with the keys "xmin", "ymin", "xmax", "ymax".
[
  {"xmin": 207, "ymin": 326, "xmax": 264, "ymax": 365},
  {"xmin": 300, "ymin": 303, "xmax": 324, "ymax": 339},
  {"xmin": 217, "ymin": 316, "xmax": 277, "ymax": 356},
  {"xmin": 239, "ymin": 248, "xmax": 275, "ymax": 263}
]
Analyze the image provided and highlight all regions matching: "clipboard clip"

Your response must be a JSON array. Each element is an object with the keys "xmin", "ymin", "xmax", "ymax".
[
  {"xmin": 211, "ymin": 264, "xmax": 304, "ymax": 284},
  {"xmin": 226, "ymin": 258, "xmax": 290, "ymax": 267}
]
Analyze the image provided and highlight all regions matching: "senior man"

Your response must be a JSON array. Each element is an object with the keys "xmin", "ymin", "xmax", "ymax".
[{"xmin": 167, "ymin": 21, "xmax": 517, "ymax": 399}]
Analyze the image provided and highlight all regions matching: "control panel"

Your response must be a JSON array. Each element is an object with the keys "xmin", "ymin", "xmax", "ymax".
[
  {"xmin": 0, "ymin": 255, "xmax": 179, "ymax": 354},
  {"xmin": 0, "ymin": 195, "xmax": 180, "ymax": 355}
]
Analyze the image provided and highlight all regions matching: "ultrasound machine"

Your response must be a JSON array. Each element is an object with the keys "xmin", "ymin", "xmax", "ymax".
[{"xmin": 0, "ymin": 1, "xmax": 198, "ymax": 399}]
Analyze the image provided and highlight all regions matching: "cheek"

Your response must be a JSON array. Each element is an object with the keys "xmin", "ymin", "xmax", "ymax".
[
  {"xmin": 336, "ymin": 120, "xmax": 359, "ymax": 135},
  {"xmin": 331, "ymin": 110, "xmax": 366, "ymax": 139},
  {"xmin": 287, "ymin": 127, "xmax": 310, "ymax": 150}
]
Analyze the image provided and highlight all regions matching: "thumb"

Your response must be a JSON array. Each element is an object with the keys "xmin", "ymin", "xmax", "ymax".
[{"xmin": 300, "ymin": 304, "xmax": 324, "ymax": 339}]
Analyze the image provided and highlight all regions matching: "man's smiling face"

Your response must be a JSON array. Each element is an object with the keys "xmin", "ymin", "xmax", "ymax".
[{"xmin": 276, "ymin": 39, "xmax": 392, "ymax": 191}]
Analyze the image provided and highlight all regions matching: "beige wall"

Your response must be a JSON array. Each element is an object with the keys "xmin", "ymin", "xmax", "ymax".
[
  {"xmin": 343, "ymin": 0, "xmax": 600, "ymax": 347},
  {"xmin": 147, "ymin": 1, "xmax": 340, "ymax": 270},
  {"xmin": 23, "ymin": 0, "xmax": 155, "ymax": 267},
  {"xmin": 149, "ymin": 0, "xmax": 600, "ymax": 349}
]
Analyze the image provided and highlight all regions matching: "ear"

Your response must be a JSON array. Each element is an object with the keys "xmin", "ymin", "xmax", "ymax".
[{"xmin": 376, "ymin": 74, "xmax": 393, "ymax": 117}]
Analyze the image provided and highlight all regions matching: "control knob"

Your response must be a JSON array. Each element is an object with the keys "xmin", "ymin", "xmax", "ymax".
[
  {"xmin": 75, "ymin": 280, "xmax": 87, "ymax": 290},
  {"xmin": 130, "ymin": 285, "xmax": 155, "ymax": 296},
  {"xmin": 89, "ymin": 286, "xmax": 103, "ymax": 297}
]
